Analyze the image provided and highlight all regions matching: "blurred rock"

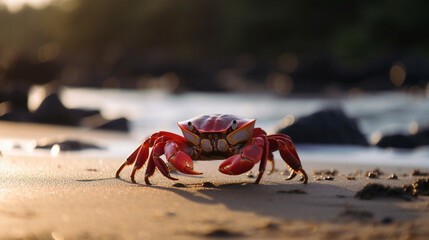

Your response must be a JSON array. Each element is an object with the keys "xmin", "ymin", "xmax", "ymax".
[
  {"xmin": 32, "ymin": 94, "xmax": 80, "ymax": 125},
  {"xmin": 278, "ymin": 109, "xmax": 368, "ymax": 145},
  {"xmin": 35, "ymin": 139, "xmax": 103, "ymax": 151},
  {"xmin": 95, "ymin": 117, "xmax": 129, "ymax": 132},
  {"xmin": 376, "ymin": 127, "xmax": 429, "ymax": 149}
]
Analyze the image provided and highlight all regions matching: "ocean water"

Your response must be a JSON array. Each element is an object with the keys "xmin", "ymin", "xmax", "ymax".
[{"xmin": 59, "ymin": 88, "xmax": 429, "ymax": 168}]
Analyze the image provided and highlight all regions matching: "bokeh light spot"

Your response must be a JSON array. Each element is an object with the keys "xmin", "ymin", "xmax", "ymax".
[
  {"xmin": 370, "ymin": 131, "xmax": 382, "ymax": 145},
  {"xmin": 389, "ymin": 63, "xmax": 406, "ymax": 87},
  {"xmin": 408, "ymin": 121, "xmax": 419, "ymax": 135}
]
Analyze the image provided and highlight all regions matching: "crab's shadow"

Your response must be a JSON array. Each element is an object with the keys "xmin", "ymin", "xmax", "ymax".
[{"xmin": 79, "ymin": 176, "xmax": 419, "ymax": 222}]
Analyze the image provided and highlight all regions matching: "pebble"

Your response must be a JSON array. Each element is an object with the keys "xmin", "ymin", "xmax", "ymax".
[
  {"xmin": 172, "ymin": 183, "xmax": 186, "ymax": 188},
  {"xmin": 366, "ymin": 172, "xmax": 378, "ymax": 179},
  {"xmin": 345, "ymin": 176, "xmax": 356, "ymax": 180},
  {"xmin": 203, "ymin": 228, "xmax": 242, "ymax": 238},
  {"xmin": 246, "ymin": 171, "xmax": 255, "ymax": 178},
  {"xmin": 324, "ymin": 176, "xmax": 334, "ymax": 181},
  {"xmin": 387, "ymin": 174, "xmax": 398, "ymax": 180},
  {"xmin": 201, "ymin": 182, "xmax": 216, "ymax": 188},
  {"xmin": 381, "ymin": 217, "xmax": 394, "ymax": 224}
]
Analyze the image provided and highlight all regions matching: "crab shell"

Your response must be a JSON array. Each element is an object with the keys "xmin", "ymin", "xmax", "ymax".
[{"xmin": 177, "ymin": 114, "xmax": 256, "ymax": 146}]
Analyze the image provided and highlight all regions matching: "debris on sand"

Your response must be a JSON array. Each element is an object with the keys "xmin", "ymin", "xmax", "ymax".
[
  {"xmin": 276, "ymin": 189, "xmax": 307, "ymax": 194},
  {"xmin": 355, "ymin": 183, "xmax": 416, "ymax": 201},
  {"xmin": 413, "ymin": 178, "xmax": 429, "ymax": 196},
  {"xmin": 345, "ymin": 176, "xmax": 356, "ymax": 180},
  {"xmin": 36, "ymin": 139, "xmax": 103, "ymax": 151},
  {"xmin": 202, "ymin": 228, "xmax": 243, "ymax": 238},
  {"xmin": 411, "ymin": 169, "xmax": 429, "ymax": 176},
  {"xmin": 387, "ymin": 174, "xmax": 398, "ymax": 180},
  {"xmin": 172, "ymin": 183, "xmax": 186, "ymax": 188},
  {"xmin": 313, "ymin": 169, "xmax": 338, "ymax": 176},
  {"xmin": 202, "ymin": 182, "xmax": 216, "ymax": 188},
  {"xmin": 365, "ymin": 168, "xmax": 384, "ymax": 179}
]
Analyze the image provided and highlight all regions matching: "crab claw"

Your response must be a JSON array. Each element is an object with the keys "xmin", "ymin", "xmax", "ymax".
[
  {"xmin": 169, "ymin": 151, "xmax": 202, "ymax": 175},
  {"xmin": 219, "ymin": 145, "xmax": 263, "ymax": 175},
  {"xmin": 164, "ymin": 141, "xmax": 201, "ymax": 175}
]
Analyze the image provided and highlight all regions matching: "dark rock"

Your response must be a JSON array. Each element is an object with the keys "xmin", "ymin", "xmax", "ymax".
[
  {"xmin": 203, "ymin": 228, "xmax": 242, "ymax": 238},
  {"xmin": 381, "ymin": 217, "xmax": 394, "ymax": 224},
  {"xmin": 376, "ymin": 127, "xmax": 429, "ymax": 149},
  {"xmin": 278, "ymin": 109, "xmax": 368, "ymax": 145},
  {"xmin": 172, "ymin": 183, "xmax": 186, "ymax": 188},
  {"xmin": 355, "ymin": 183, "xmax": 417, "ymax": 201},
  {"xmin": 411, "ymin": 169, "xmax": 429, "ymax": 176},
  {"xmin": 387, "ymin": 174, "xmax": 398, "ymax": 180},
  {"xmin": 202, "ymin": 182, "xmax": 216, "ymax": 188},
  {"xmin": 0, "ymin": 110, "xmax": 33, "ymax": 122},
  {"xmin": 32, "ymin": 94, "xmax": 80, "ymax": 126},
  {"xmin": 413, "ymin": 178, "xmax": 429, "ymax": 196},
  {"xmin": 70, "ymin": 108, "xmax": 100, "ymax": 119},
  {"xmin": 35, "ymin": 140, "xmax": 103, "ymax": 151},
  {"xmin": 95, "ymin": 117, "xmax": 129, "ymax": 132}
]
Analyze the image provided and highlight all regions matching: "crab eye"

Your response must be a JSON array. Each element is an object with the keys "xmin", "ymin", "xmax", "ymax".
[
  {"xmin": 231, "ymin": 120, "xmax": 237, "ymax": 130},
  {"xmin": 187, "ymin": 121, "xmax": 193, "ymax": 131}
]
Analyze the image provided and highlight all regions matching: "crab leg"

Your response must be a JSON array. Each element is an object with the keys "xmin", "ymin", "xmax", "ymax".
[
  {"xmin": 268, "ymin": 135, "xmax": 308, "ymax": 184},
  {"xmin": 116, "ymin": 138, "xmax": 150, "ymax": 182},
  {"xmin": 254, "ymin": 135, "xmax": 269, "ymax": 184},
  {"xmin": 115, "ymin": 131, "xmax": 190, "ymax": 184}
]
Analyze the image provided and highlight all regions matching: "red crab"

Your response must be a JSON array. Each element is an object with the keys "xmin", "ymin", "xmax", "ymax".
[{"xmin": 116, "ymin": 114, "xmax": 308, "ymax": 184}]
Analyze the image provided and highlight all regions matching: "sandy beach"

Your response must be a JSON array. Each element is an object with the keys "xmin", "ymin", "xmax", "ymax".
[{"xmin": 1, "ymin": 121, "xmax": 429, "ymax": 240}]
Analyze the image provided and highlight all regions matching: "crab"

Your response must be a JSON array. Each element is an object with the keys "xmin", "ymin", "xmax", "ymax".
[{"xmin": 116, "ymin": 114, "xmax": 308, "ymax": 185}]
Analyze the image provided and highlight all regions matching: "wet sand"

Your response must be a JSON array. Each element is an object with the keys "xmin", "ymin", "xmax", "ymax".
[{"xmin": 1, "ymin": 122, "xmax": 429, "ymax": 240}]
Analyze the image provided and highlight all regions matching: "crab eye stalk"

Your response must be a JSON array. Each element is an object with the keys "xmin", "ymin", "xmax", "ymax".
[
  {"xmin": 231, "ymin": 120, "xmax": 237, "ymax": 130},
  {"xmin": 187, "ymin": 121, "xmax": 193, "ymax": 131}
]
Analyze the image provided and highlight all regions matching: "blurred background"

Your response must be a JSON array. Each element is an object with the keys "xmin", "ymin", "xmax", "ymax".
[
  {"xmin": 1, "ymin": 0, "xmax": 429, "ymax": 156},
  {"xmin": 2, "ymin": 0, "xmax": 429, "ymax": 94}
]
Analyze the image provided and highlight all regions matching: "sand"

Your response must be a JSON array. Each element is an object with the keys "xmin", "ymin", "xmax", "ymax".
[{"xmin": 1, "ymin": 121, "xmax": 429, "ymax": 240}]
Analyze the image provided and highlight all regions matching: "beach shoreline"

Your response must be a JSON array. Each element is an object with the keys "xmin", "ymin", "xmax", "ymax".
[{"xmin": 1, "ymin": 122, "xmax": 429, "ymax": 239}]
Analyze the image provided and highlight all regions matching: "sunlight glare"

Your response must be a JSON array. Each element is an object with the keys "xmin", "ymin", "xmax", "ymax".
[{"xmin": 1, "ymin": 0, "xmax": 53, "ymax": 12}]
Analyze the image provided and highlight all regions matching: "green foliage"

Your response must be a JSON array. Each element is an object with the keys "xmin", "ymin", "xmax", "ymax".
[{"xmin": 1, "ymin": 0, "xmax": 429, "ymax": 61}]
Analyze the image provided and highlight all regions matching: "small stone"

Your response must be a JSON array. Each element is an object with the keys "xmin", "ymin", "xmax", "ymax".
[
  {"xmin": 260, "ymin": 221, "xmax": 279, "ymax": 230},
  {"xmin": 313, "ymin": 169, "xmax": 338, "ymax": 176},
  {"xmin": 85, "ymin": 168, "xmax": 98, "ymax": 172},
  {"xmin": 247, "ymin": 171, "xmax": 255, "ymax": 178},
  {"xmin": 203, "ymin": 228, "xmax": 242, "ymax": 237},
  {"xmin": 387, "ymin": 174, "xmax": 398, "ymax": 180},
  {"xmin": 411, "ymin": 169, "xmax": 429, "ymax": 176},
  {"xmin": 345, "ymin": 176, "xmax": 356, "ymax": 180},
  {"xmin": 172, "ymin": 183, "xmax": 186, "ymax": 188},
  {"xmin": 381, "ymin": 217, "xmax": 394, "ymax": 224},
  {"xmin": 366, "ymin": 172, "xmax": 378, "ymax": 179},
  {"xmin": 314, "ymin": 176, "xmax": 323, "ymax": 181},
  {"xmin": 202, "ymin": 182, "xmax": 216, "ymax": 188},
  {"xmin": 324, "ymin": 176, "xmax": 334, "ymax": 181},
  {"xmin": 413, "ymin": 178, "xmax": 429, "ymax": 195}
]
